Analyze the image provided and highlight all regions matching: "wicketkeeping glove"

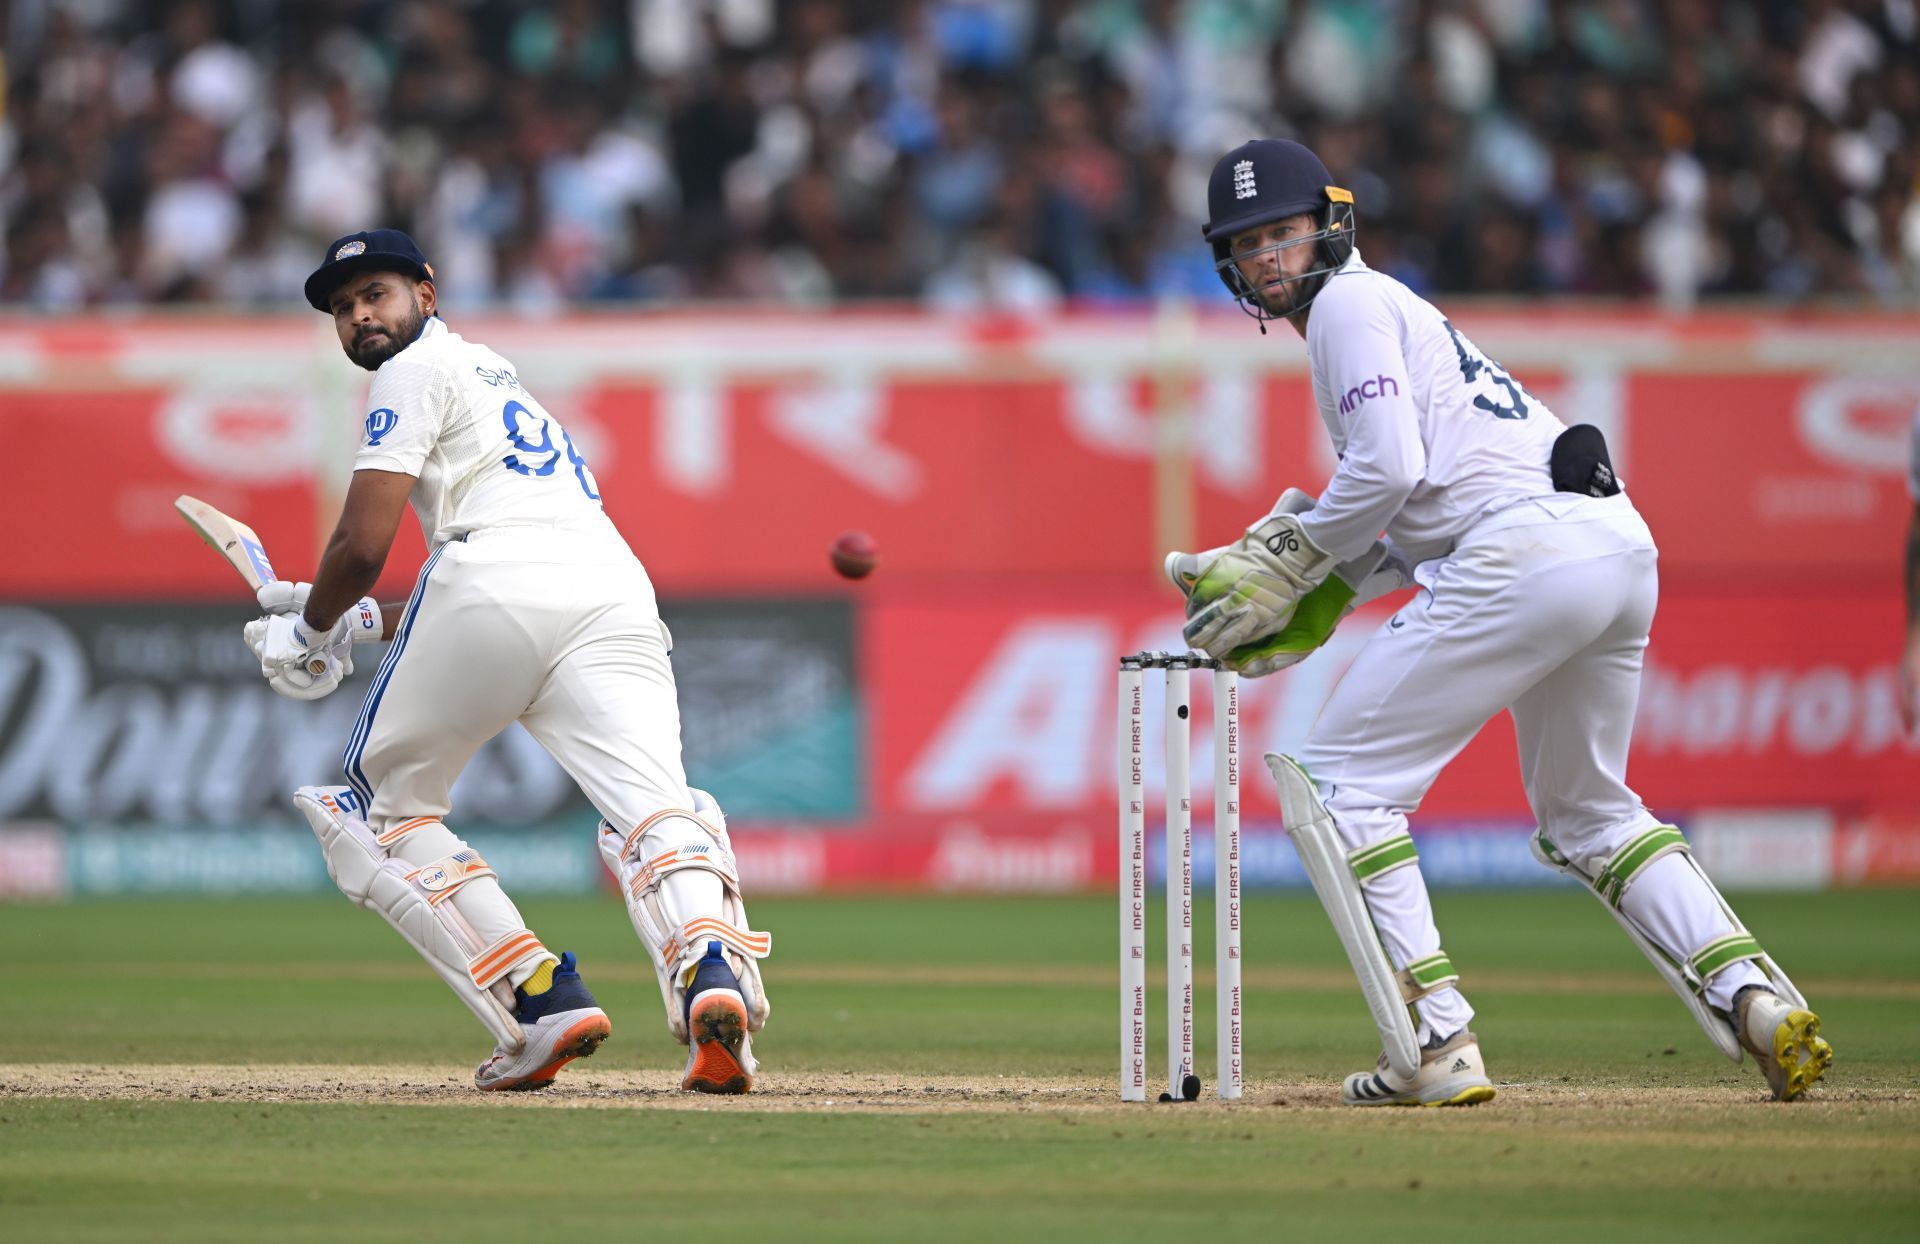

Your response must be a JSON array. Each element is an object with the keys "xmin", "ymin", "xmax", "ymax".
[
  {"xmin": 1170, "ymin": 512, "xmax": 1339, "ymax": 656},
  {"xmin": 1164, "ymin": 489, "xmax": 1314, "ymax": 600},
  {"xmin": 1220, "ymin": 541, "xmax": 1405, "ymax": 676}
]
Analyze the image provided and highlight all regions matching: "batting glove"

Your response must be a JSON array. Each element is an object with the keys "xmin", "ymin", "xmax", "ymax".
[
  {"xmin": 253, "ymin": 611, "xmax": 355, "ymax": 680},
  {"xmin": 255, "ymin": 580, "xmax": 310, "ymax": 616},
  {"xmin": 266, "ymin": 652, "xmax": 348, "ymax": 700},
  {"xmin": 257, "ymin": 582, "xmax": 383, "ymax": 644}
]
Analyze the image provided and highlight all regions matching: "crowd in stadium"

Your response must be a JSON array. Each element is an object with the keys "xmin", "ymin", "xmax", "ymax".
[{"xmin": 2, "ymin": 0, "xmax": 1916, "ymax": 312}]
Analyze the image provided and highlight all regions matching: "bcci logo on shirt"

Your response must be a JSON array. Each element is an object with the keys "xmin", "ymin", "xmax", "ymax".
[
  {"xmin": 364, "ymin": 407, "xmax": 397, "ymax": 446},
  {"xmin": 1233, "ymin": 160, "xmax": 1257, "ymax": 200}
]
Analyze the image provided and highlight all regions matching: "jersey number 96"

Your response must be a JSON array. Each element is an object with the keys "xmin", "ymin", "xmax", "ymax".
[{"xmin": 502, "ymin": 400, "xmax": 601, "ymax": 501}]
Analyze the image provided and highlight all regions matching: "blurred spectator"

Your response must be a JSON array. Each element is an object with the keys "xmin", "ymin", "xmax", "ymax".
[
  {"xmin": 925, "ymin": 207, "xmax": 1062, "ymax": 312},
  {"xmin": 1, "ymin": 0, "xmax": 1917, "ymax": 310}
]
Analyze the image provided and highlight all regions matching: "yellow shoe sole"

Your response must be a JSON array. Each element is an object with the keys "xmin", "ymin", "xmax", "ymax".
[{"xmin": 1771, "ymin": 1009, "xmax": 1833, "ymax": 1101}]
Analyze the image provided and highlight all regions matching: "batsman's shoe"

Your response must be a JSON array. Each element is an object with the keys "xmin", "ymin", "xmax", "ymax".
[
  {"xmin": 681, "ymin": 940, "xmax": 753, "ymax": 1094},
  {"xmin": 1734, "ymin": 986, "xmax": 1832, "ymax": 1102},
  {"xmin": 1343, "ymin": 1028, "xmax": 1495, "ymax": 1108},
  {"xmin": 474, "ymin": 952, "xmax": 611, "ymax": 1092}
]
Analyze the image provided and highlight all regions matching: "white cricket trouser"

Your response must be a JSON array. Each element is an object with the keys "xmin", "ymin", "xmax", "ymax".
[
  {"xmin": 342, "ymin": 524, "xmax": 691, "ymax": 983},
  {"xmin": 1297, "ymin": 493, "xmax": 1764, "ymax": 1042}
]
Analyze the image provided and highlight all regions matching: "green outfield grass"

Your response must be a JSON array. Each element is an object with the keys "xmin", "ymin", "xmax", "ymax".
[{"xmin": 2, "ymin": 890, "xmax": 1916, "ymax": 1242}]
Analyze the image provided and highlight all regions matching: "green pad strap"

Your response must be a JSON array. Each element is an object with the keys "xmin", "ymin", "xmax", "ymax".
[
  {"xmin": 1533, "ymin": 831, "xmax": 1569, "ymax": 869},
  {"xmin": 1348, "ymin": 832, "xmax": 1418, "ymax": 883},
  {"xmin": 1689, "ymin": 933, "xmax": 1763, "ymax": 984},
  {"xmin": 1594, "ymin": 826, "xmax": 1689, "ymax": 907},
  {"xmin": 1396, "ymin": 951, "xmax": 1459, "ymax": 1002}
]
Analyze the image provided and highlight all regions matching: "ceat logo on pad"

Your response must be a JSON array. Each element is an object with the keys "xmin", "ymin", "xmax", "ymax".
[{"xmin": 335, "ymin": 240, "xmax": 367, "ymax": 260}]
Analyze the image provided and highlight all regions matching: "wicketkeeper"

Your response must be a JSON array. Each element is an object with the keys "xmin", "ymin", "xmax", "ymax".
[
  {"xmin": 1166, "ymin": 140, "xmax": 1832, "ymax": 1105},
  {"xmin": 244, "ymin": 230, "xmax": 771, "ymax": 1092}
]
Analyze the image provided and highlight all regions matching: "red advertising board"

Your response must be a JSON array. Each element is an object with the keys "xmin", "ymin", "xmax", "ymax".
[
  {"xmin": 3, "ymin": 309, "xmax": 1912, "ymax": 870},
  {"xmin": 863, "ymin": 589, "xmax": 1918, "ymax": 823},
  {"xmin": 2, "ymin": 309, "xmax": 1913, "ymax": 599},
  {"xmin": 1626, "ymin": 372, "xmax": 1918, "ymax": 586}
]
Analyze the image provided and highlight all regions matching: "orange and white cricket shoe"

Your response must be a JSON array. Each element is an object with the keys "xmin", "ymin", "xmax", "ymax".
[
  {"xmin": 474, "ymin": 952, "xmax": 611, "ymax": 1092},
  {"xmin": 681, "ymin": 940, "xmax": 753, "ymax": 1094}
]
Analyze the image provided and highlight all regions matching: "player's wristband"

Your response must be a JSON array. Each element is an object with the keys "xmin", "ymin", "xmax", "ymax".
[{"xmin": 346, "ymin": 597, "xmax": 384, "ymax": 644}]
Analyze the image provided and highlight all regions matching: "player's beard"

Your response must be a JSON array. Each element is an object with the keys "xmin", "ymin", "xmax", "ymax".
[
  {"xmin": 1254, "ymin": 276, "xmax": 1297, "ymax": 317},
  {"xmin": 1236, "ymin": 261, "xmax": 1297, "ymax": 318},
  {"xmin": 348, "ymin": 292, "xmax": 426, "ymax": 371}
]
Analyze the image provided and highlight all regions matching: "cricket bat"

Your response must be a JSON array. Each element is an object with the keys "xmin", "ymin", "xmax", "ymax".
[
  {"xmin": 174, "ymin": 494, "xmax": 327, "ymax": 675},
  {"xmin": 174, "ymin": 494, "xmax": 280, "ymax": 590}
]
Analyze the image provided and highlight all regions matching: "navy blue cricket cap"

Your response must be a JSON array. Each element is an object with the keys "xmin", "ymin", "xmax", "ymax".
[{"xmin": 304, "ymin": 229, "xmax": 436, "ymax": 312}]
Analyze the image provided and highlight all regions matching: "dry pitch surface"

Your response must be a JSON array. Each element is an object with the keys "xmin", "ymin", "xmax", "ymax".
[{"xmin": 7, "ymin": 1063, "xmax": 1919, "ymax": 1118}]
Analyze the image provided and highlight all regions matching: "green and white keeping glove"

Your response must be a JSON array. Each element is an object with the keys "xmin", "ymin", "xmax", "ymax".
[
  {"xmin": 1165, "ymin": 489, "xmax": 1314, "ymax": 602},
  {"xmin": 1220, "ymin": 541, "xmax": 1403, "ymax": 676},
  {"xmin": 1165, "ymin": 494, "xmax": 1340, "ymax": 657}
]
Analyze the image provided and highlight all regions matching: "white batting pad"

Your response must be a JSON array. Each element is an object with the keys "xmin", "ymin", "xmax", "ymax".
[
  {"xmin": 1268, "ymin": 753, "xmax": 1423, "ymax": 1080},
  {"xmin": 1532, "ymin": 827, "xmax": 1806, "ymax": 1064},
  {"xmin": 597, "ymin": 788, "xmax": 771, "ymax": 1068},
  {"xmin": 295, "ymin": 785, "xmax": 546, "ymax": 1052}
]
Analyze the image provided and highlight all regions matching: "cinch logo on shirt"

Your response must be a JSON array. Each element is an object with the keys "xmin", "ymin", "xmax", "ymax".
[{"xmin": 1338, "ymin": 374, "xmax": 1400, "ymax": 415}]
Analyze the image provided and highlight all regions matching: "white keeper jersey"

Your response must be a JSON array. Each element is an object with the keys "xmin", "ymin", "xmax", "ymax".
[
  {"xmin": 353, "ymin": 317, "xmax": 608, "ymax": 547},
  {"xmin": 1295, "ymin": 252, "xmax": 1566, "ymax": 563}
]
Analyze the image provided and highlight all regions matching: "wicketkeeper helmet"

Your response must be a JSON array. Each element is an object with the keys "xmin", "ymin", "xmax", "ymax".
[{"xmin": 1201, "ymin": 139, "xmax": 1355, "ymax": 325}]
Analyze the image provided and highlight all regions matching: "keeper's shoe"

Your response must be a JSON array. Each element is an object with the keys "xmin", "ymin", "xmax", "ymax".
[
  {"xmin": 1342, "ymin": 1028, "xmax": 1496, "ymax": 1108},
  {"xmin": 681, "ymin": 940, "xmax": 753, "ymax": 1094},
  {"xmin": 474, "ymin": 951, "xmax": 611, "ymax": 1092},
  {"xmin": 1734, "ymin": 986, "xmax": 1832, "ymax": 1102}
]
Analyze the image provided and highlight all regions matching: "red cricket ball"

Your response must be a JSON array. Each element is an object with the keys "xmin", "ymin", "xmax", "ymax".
[{"xmin": 829, "ymin": 530, "xmax": 879, "ymax": 579}]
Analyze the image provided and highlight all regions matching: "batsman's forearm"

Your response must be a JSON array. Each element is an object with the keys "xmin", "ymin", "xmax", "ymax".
[{"xmin": 303, "ymin": 532, "xmax": 387, "ymax": 631}]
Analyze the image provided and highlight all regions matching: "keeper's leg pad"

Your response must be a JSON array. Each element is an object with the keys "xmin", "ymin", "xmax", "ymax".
[
  {"xmin": 1268, "ymin": 754, "xmax": 1457, "ymax": 1081},
  {"xmin": 597, "ymin": 788, "xmax": 771, "ymax": 1063},
  {"xmin": 1531, "ymin": 824, "xmax": 1807, "ymax": 1063},
  {"xmin": 294, "ymin": 786, "xmax": 552, "ymax": 1053}
]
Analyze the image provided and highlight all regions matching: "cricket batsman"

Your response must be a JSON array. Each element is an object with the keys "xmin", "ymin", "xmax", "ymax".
[
  {"xmin": 1165, "ymin": 140, "xmax": 1833, "ymax": 1105},
  {"xmin": 244, "ymin": 229, "xmax": 771, "ymax": 1093}
]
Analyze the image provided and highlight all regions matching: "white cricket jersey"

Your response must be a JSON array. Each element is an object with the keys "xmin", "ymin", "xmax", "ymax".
[
  {"xmin": 1295, "ymin": 252, "xmax": 1566, "ymax": 563},
  {"xmin": 354, "ymin": 317, "xmax": 609, "ymax": 547}
]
